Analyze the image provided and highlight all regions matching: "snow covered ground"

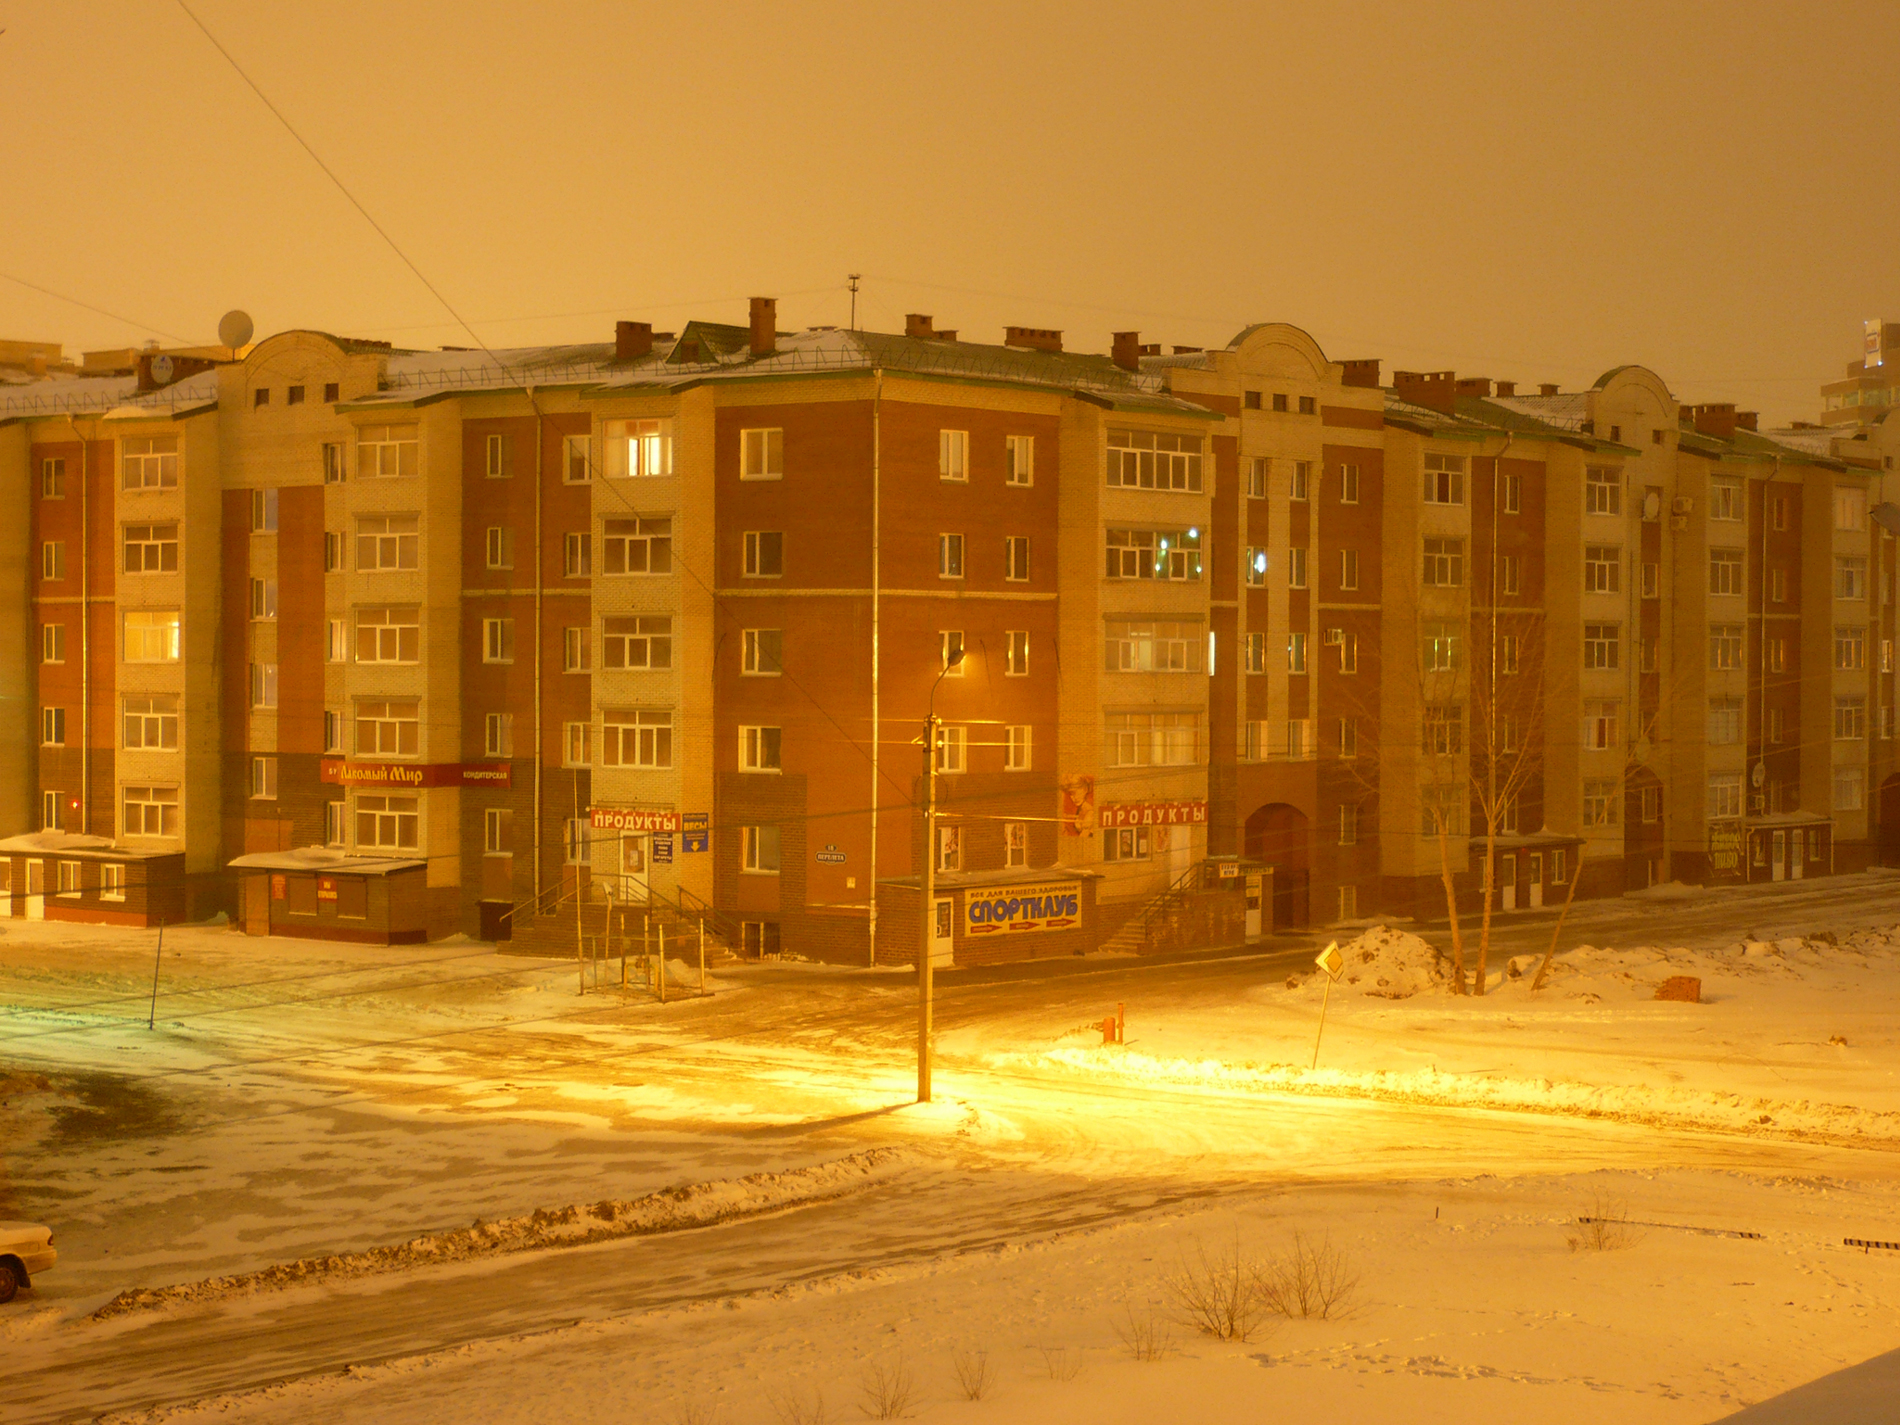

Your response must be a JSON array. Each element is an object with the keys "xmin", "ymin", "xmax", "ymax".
[{"xmin": 4, "ymin": 882, "xmax": 1900, "ymax": 1422}]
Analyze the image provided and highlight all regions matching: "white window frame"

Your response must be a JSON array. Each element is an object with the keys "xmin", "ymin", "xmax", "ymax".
[
  {"xmin": 740, "ymin": 725, "xmax": 783, "ymax": 773},
  {"xmin": 741, "ymin": 427, "xmax": 783, "ymax": 481},
  {"xmin": 939, "ymin": 429, "xmax": 969, "ymax": 482},
  {"xmin": 1005, "ymin": 434, "xmax": 1034, "ymax": 487}
]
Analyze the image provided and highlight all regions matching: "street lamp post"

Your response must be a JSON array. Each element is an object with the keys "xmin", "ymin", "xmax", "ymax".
[{"xmin": 918, "ymin": 648, "xmax": 963, "ymax": 1104}]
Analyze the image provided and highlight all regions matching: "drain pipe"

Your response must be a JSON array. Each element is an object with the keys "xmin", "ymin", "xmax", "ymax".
[
  {"xmin": 67, "ymin": 416, "xmax": 91, "ymax": 835},
  {"xmin": 867, "ymin": 369, "xmax": 883, "ymax": 966},
  {"xmin": 533, "ymin": 396, "xmax": 544, "ymax": 904}
]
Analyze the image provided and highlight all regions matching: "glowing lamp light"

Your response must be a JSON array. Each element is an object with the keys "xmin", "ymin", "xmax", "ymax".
[
  {"xmin": 1253, "ymin": 552, "xmax": 1268, "ymax": 573},
  {"xmin": 1187, "ymin": 526, "xmax": 1200, "ymax": 539}
]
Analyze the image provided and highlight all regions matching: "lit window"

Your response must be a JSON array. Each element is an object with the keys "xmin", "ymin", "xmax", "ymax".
[
  {"xmin": 608, "ymin": 420, "xmax": 673, "ymax": 478},
  {"xmin": 125, "ymin": 610, "xmax": 181, "ymax": 662},
  {"xmin": 1105, "ymin": 620, "xmax": 1201, "ymax": 673}
]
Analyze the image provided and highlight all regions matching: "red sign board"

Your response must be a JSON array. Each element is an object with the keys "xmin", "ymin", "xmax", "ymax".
[
  {"xmin": 317, "ymin": 877, "xmax": 338, "ymax": 902},
  {"xmin": 319, "ymin": 760, "xmax": 512, "ymax": 789},
  {"xmin": 1098, "ymin": 799, "xmax": 1208, "ymax": 829},
  {"xmin": 590, "ymin": 806, "xmax": 682, "ymax": 833}
]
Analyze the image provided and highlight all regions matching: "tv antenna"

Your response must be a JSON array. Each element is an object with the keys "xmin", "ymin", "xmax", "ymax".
[{"xmin": 847, "ymin": 274, "xmax": 860, "ymax": 331}]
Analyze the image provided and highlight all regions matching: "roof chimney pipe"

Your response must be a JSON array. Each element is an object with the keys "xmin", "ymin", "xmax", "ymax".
[
  {"xmin": 1539, "ymin": 383, "xmax": 1559, "ymax": 397},
  {"xmin": 1340, "ymin": 358, "xmax": 1381, "ymax": 389},
  {"xmin": 905, "ymin": 313, "xmax": 935, "ymax": 340},
  {"xmin": 1111, "ymin": 331, "xmax": 1141, "ymax": 372},
  {"xmin": 1004, "ymin": 326, "xmax": 1063, "ymax": 353},
  {"xmin": 615, "ymin": 321, "xmax": 653, "ymax": 362},
  {"xmin": 1393, "ymin": 369, "xmax": 1457, "ymax": 416},
  {"xmin": 749, "ymin": 296, "xmax": 777, "ymax": 357},
  {"xmin": 1494, "ymin": 380, "xmax": 1516, "ymax": 398}
]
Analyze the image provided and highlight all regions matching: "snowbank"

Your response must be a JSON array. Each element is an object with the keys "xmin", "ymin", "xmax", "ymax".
[{"xmin": 1291, "ymin": 926, "xmax": 1451, "ymax": 999}]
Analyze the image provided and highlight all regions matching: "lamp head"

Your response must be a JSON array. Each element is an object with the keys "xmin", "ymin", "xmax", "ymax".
[{"xmin": 946, "ymin": 648, "xmax": 965, "ymax": 668}]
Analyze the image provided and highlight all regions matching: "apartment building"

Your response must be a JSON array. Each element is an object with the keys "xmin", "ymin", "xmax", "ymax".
[{"xmin": 0, "ymin": 304, "xmax": 1895, "ymax": 953}]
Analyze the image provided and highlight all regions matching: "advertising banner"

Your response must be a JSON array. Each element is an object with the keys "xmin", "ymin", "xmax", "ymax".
[
  {"xmin": 1098, "ymin": 799, "xmax": 1207, "ymax": 829},
  {"xmin": 319, "ymin": 760, "xmax": 512, "ymax": 789},
  {"xmin": 964, "ymin": 880, "xmax": 1083, "ymax": 936},
  {"xmin": 589, "ymin": 806, "xmax": 682, "ymax": 834}
]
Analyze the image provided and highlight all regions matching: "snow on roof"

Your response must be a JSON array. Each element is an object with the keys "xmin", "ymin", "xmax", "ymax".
[
  {"xmin": 1486, "ymin": 392, "xmax": 1591, "ymax": 432},
  {"xmin": 227, "ymin": 847, "xmax": 425, "ymax": 875},
  {"xmin": 0, "ymin": 369, "xmax": 219, "ymax": 421},
  {"xmin": 0, "ymin": 831, "xmax": 176, "ymax": 859}
]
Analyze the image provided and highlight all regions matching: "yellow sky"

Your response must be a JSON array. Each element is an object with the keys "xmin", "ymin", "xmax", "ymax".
[{"xmin": 2, "ymin": 0, "xmax": 1896, "ymax": 423}]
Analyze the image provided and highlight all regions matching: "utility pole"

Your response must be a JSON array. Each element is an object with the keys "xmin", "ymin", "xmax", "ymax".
[
  {"xmin": 848, "ymin": 273, "xmax": 861, "ymax": 332},
  {"xmin": 918, "ymin": 711, "xmax": 938, "ymax": 1103}
]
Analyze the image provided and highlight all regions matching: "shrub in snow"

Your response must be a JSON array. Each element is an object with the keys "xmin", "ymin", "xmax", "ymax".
[
  {"xmin": 1112, "ymin": 1302, "xmax": 1175, "ymax": 1360},
  {"xmin": 1258, "ymin": 1231, "xmax": 1359, "ymax": 1320},
  {"xmin": 1163, "ymin": 1235, "xmax": 1275, "ymax": 1342},
  {"xmin": 1567, "ymin": 1194, "xmax": 1643, "ymax": 1253},
  {"xmin": 766, "ymin": 1383, "xmax": 828, "ymax": 1425},
  {"xmin": 856, "ymin": 1355, "xmax": 915, "ymax": 1419},
  {"xmin": 950, "ymin": 1347, "xmax": 994, "ymax": 1400}
]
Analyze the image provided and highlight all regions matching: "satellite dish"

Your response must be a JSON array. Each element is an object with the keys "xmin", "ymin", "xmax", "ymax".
[
  {"xmin": 1751, "ymin": 763, "xmax": 1766, "ymax": 789},
  {"xmin": 150, "ymin": 354, "xmax": 174, "ymax": 384},
  {"xmin": 218, "ymin": 310, "xmax": 254, "ymax": 350}
]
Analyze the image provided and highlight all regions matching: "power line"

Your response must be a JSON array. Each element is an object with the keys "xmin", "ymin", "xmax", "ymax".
[{"xmin": 0, "ymin": 270, "xmax": 195, "ymax": 346}]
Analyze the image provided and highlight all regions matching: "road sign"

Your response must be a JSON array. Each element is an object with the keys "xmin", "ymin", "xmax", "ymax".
[
  {"xmin": 816, "ymin": 843, "xmax": 846, "ymax": 865},
  {"xmin": 1315, "ymin": 940, "xmax": 1344, "ymax": 979}
]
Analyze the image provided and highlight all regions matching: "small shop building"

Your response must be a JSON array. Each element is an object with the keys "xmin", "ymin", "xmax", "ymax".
[
  {"xmin": 227, "ymin": 847, "xmax": 429, "ymax": 944},
  {"xmin": 876, "ymin": 867, "xmax": 1101, "ymax": 968},
  {"xmin": 0, "ymin": 833, "xmax": 186, "ymax": 927}
]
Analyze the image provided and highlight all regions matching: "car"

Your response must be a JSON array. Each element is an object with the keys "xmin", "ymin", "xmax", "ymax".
[{"xmin": 0, "ymin": 1222, "xmax": 56, "ymax": 1303}]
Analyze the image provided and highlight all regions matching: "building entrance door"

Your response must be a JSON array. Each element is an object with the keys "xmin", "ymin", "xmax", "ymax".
[
  {"xmin": 243, "ymin": 874, "xmax": 270, "ymax": 936},
  {"xmin": 930, "ymin": 896, "xmax": 955, "ymax": 967},
  {"xmin": 24, "ymin": 860, "xmax": 43, "ymax": 919},
  {"xmin": 1771, "ymin": 830, "xmax": 1787, "ymax": 881},
  {"xmin": 1244, "ymin": 873, "xmax": 1262, "ymax": 939},
  {"xmin": 1791, "ymin": 833, "xmax": 1805, "ymax": 880},
  {"xmin": 620, "ymin": 834, "xmax": 651, "ymax": 903},
  {"xmin": 1500, "ymin": 854, "xmax": 1517, "ymax": 912},
  {"xmin": 1528, "ymin": 854, "xmax": 1543, "ymax": 909}
]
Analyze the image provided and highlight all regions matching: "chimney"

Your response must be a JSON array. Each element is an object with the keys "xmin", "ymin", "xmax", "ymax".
[
  {"xmin": 749, "ymin": 296, "xmax": 777, "ymax": 356},
  {"xmin": 1456, "ymin": 376, "xmax": 1492, "ymax": 399},
  {"xmin": 934, "ymin": 330, "xmax": 957, "ymax": 342},
  {"xmin": 1689, "ymin": 403, "xmax": 1737, "ymax": 441},
  {"xmin": 1494, "ymin": 380, "xmax": 1516, "ymax": 398},
  {"xmin": 1340, "ymin": 358, "xmax": 1381, "ymax": 389},
  {"xmin": 1004, "ymin": 325, "xmax": 1063, "ymax": 353},
  {"xmin": 1539, "ymin": 383, "xmax": 1559, "ymax": 397},
  {"xmin": 615, "ymin": 321, "xmax": 653, "ymax": 362},
  {"xmin": 1111, "ymin": 331, "xmax": 1141, "ymax": 372},
  {"xmin": 1736, "ymin": 410, "xmax": 1758, "ymax": 431},
  {"xmin": 1393, "ymin": 369, "xmax": 1457, "ymax": 416},
  {"xmin": 1139, "ymin": 343, "xmax": 1162, "ymax": 356},
  {"xmin": 905, "ymin": 313, "xmax": 935, "ymax": 340},
  {"xmin": 1171, "ymin": 345, "xmax": 1203, "ymax": 355}
]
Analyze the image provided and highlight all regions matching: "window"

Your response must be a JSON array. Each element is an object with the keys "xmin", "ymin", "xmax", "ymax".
[
  {"xmin": 934, "ymin": 824, "xmax": 961, "ymax": 872},
  {"xmin": 1006, "ymin": 629, "xmax": 1029, "ymax": 676},
  {"xmin": 356, "ymin": 607, "xmax": 420, "ymax": 663},
  {"xmin": 250, "ymin": 662, "xmax": 278, "ymax": 708},
  {"xmin": 1288, "ymin": 547, "xmax": 1307, "ymax": 589},
  {"xmin": 1423, "ymin": 453, "xmax": 1465, "ymax": 504},
  {"xmin": 124, "ymin": 785, "xmax": 179, "ymax": 837},
  {"xmin": 1105, "ymin": 711, "xmax": 1199, "ymax": 767},
  {"xmin": 357, "ymin": 513, "xmax": 420, "ymax": 571},
  {"xmin": 606, "ymin": 517, "xmax": 674, "ymax": 574},
  {"xmin": 42, "ymin": 789, "xmax": 62, "ymax": 831},
  {"xmin": 564, "ymin": 720, "xmax": 593, "ymax": 766},
  {"xmin": 1422, "ymin": 537, "xmax": 1463, "ymax": 587},
  {"xmin": 1337, "ymin": 717, "xmax": 1358, "ymax": 758},
  {"xmin": 1707, "ymin": 480, "xmax": 1741, "ymax": 521},
  {"xmin": 250, "ymin": 578, "xmax": 278, "ymax": 620},
  {"xmin": 740, "ymin": 725, "xmax": 782, "ymax": 772},
  {"xmin": 558, "ymin": 532, "xmax": 589, "ymax": 581},
  {"xmin": 742, "ymin": 824, "xmax": 781, "ymax": 873},
  {"xmin": 357, "ymin": 794, "xmax": 419, "ymax": 849},
  {"xmin": 1105, "ymin": 528, "xmax": 1202, "ymax": 581},
  {"xmin": 40, "ymin": 707, "xmax": 64, "ymax": 746},
  {"xmin": 40, "ymin": 457, "xmax": 64, "ymax": 498},
  {"xmin": 124, "ymin": 610, "xmax": 180, "ymax": 662},
  {"xmin": 1335, "ymin": 630, "xmax": 1358, "ymax": 673},
  {"xmin": 326, "ymin": 618, "xmax": 347, "ymax": 662},
  {"xmin": 1006, "ymin": 435, "xmax": 1034, "ymax": 486},
  {"xmin": 324, "ymin": 709, "xmax": 344, "ymax": 753},
  {"xmin": 124, "ymin": 523, "xmax": 179, "ymax": 573},
  {"xmin": 741, "ymin": 627, "xmax": 782, "ymax": 675},
  {"xmin": 1288, "ymin": 631, "xmax": 1308, "ymax": 673},
  {"xmin": 1708, "ymin": 697, "xmax": 1742, "ymax": 745},
  {"xmin": 1420, "ymin": 784, "xmax": 1463, "ymax": 837},
  {"xmin": 253, "ymin": 388, "xmax": 269, "ymax": 408},
  {"xmin": 1004, "ymin": 725, "xmax": 1032, "ymax": 771},
  {"xmin": 1608, "ymin": 424, "xmax": 1620, "ymax": 443},
  {"xmin": 1104, "ymin": 826, "xmax": 1151, "ymax": 862},
  {"xmin": 1769, "ymin": 638, "xmax": 1787, "ymax": 673},
  {"xmin": 1245, "ymin": 391, "xmax": 1262, "ymax": 410},
  {"xmin": 1706, "ymin": 548, "xmax": 1744, "ymax": 596},
  {"xmin": 1247, "ymin": 457, "xmax": 1267, "ymax": 499},
  {"xmin": 601, "ymin": 709, "xmax": 673, "ymax": 768},
  {"xmin": 607, "ymin": 419, "xmax": 672, "ymax": 478},
  {"xmin": 1835, "ymin": 766, "xmax": 1866, "ymax": 812},
  {"xmin": 1286, "ymin": 719, "xmax": 1312, "ymax": 758},
  {"xmin": 41, "ymin": 622, "xmax": 64, "ymax": 663},
  {"xmin": 1583, "ymin": 623, "xmax": 1619, "ymax": 671},
  {"xmin": 357, "ymin": 423, "xmax": 419, "ymax": 478},
  {"xmin": 124, "ymin": 694, "xmax": 179, "ymax": 750},
  {"xmin": 1339, "ymin": 548, "xmax": 1359, "ymax": 592},
  {"xmin": 484, "ymin": 712, "xmax": 513, "ymax": 758},
  {"xmin": 483, "ymin": 617, "xmax": 515, "ymax": 663},
  {"xmin": 251, "ymin": 488, "xmax": 279, "ymax": 532},
  {"xmin": 934, "ymin": 725, "xmax": 967, "ymax": 774},
  {"xmin": 1582, "ymin": 699, "xmax": 1620, "ymax": 751},
  {"xmin": 563, "ymin": 626, "xmax": 590, "ymax": 672},
  {"xmin": 100, "ymin": 864, "xmax": 125, "ymax": 900},
  {"xmin": 57, "ymin": 861, "xmax": 81, "ymax": 897},
  {"xmin": 1837, "ymin": 626, "xmax": 1867, "ymax": 670},
  {"xmin": 1886, "ymin": 639, "xmax": 1895, "ymax": 674},
  {"xmin": 939, "ymin": 630, "xmax": 965, "ymax": 674},
  {"xmin": 1242, "ymin": 721, "xmax": 1268, "ymax": 760},
  {"xmin": 477, "ymin": 432, "xmax": 509, "ymax": 480},
  {"xmin": 1291, "ymin": 461, "xmax": 1311, "ymax": 501},
  {"xmin": 939, "ymin": 429, "xmax": 969, "ymax": 481},
  {"xmin": 1837, "ymin": 556, "xmax": 1869, "ymax": 599},
  {"xmin": 122, "ymin": 435, "xmax": 178, "ymax": 490},
  {"xmin": 325, "ymin": 531, "xmax": 343, "ymax": 572},
  {"xmin": 1244, "ymin": 546, "xmax": 1267, "ymax": 588},
  {"xmin": 938, "ymin": 533, "xmax": 964, "ymax": 579},
  {"xmin": 1585, "ymin": 545, "xmax": 1622, "ymax": 594},
  {"xmin": 1338, "ymin": 803, "xmax": 1359, "ymax": 846},
  {"xmin": 742, "ymin": 921, "xmax": 782, "ymax": 957},
  {"xmin": 41, "ymin": 541, "xmax": 64, "ymax": 580},
  {"xmin": 1710, "ymin": 623, "xmax": 1743, "ymax": 670},
  {"xmin": 251, "ymin": 756, "xmax": 278, "ymax": 799},
  {"xmin": 1422, "ymin": 704, "xmax": 1463, "ymax": 755},
  {"xmin": 1771, "ymin": 496, "xmax": 1789, "ymax": 531},
  {"xmin": 1104, "ymin": 619, "xmax": 1202, "ymax": 674},
  {"xmin": 1005, "ymin": 536, "xmax": 1030, "ymax": 582},
  {"xmin": 1641, "ymin": 561, "xmax": 1659, "ymax": 598},
  {"xmin": 741, "ymin": 427, "xmax": 783, "ymax": 480},
  {"xmin": 1106, "ymin": 429, "xmax": 1203, "ymax": 492},
  {"xmin": 1500, "ymin": 634, "xmax": 1521, "ymax": 674},
  {"xmin": 1497, "ymin": 716, "xmax": 1518, "ymax": 753},
  {"xmin": 1005, "ymin": 821, "xmax": 1028, "ymax": 867},
  {"xmin": 605, "ymin": 616, "xmax": 673, "ymax": 670},
  {"xmin": 1836, "ymin": 696, "xmax": 1867, "ymax": 740},
  {"xmin": 1299, "ymin": 395, "xmax": 1316, "ymax": 415},
  {"xmin": 1585, "ymin": 465, "xmax": 1621, "ymax": 515},
  {"xmin": 322, "ymin": 442, "xmax": 346, "ymax": 484},
  {"xmin": 1583, "ymin": 778, "xmax": 1620, "ymax": 827},
  {"xmin": 1272, "ymin": 394, "xmax": 1288, "ymax": 413},
  {"xmin": 1707, "ymin": 773, "xmax": 1742, "ymax": 820},
  {"xmin": 1339, "ymin": 464, "xmax": 1360, "ymax": 503},
  {"xmin": 1640, "ymin": 785, "xmax": 1662, "ymax": 823},
  {"xmin": 486, "ymin": 526, "xmax": 513, "ymax": 570},
  {"xmin": 1243, "ymin": 632, "xmax": 1267, "ymax": 674},
  {"xmin": 1836, "ymin": 486, "xmax": 1868, "ymax": 532},
  {"xmin": 1503, "ymin": 472, "xmax": 1520, "ymax": 513},
  {"xmin": 484, "ymin": 807, "xmax": 512, "ymax": 855},
  {"xmin": 1500, "ymin": 554, "xmax": 1519, "ymax": 596},
  {"xmin": 563, "ymin": 817, "xmax": 587, "ymax": 865},
  {"xmin": 1423, "ymin": 621, "xmax": 1461, "ymax": 672}
]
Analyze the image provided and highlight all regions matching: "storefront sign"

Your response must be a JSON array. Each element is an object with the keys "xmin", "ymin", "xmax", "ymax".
[
  {"xmin": 270, "ymin": 874, "xmax": 286, "ymax": 900},
  {"xmin": 1098, "ymin": 799, "xmax": 1207, "ymax": 829},
  {"xmin": 965, "ymin": 880, "xmax": 1083, "ymax": 936},
  {"xmin": 589, "ymin": 806, "xmax": 681, "ymax": 833},
  {"xmin": 317, "ymin": 877, "xmax": 338, "ymax": 902},
  {"xmin": 681, "ymin": 813, "xmax": 710, "ymax": 853},
  {"xmin": 319, "ymin": 760, "xmax": 512, "ymax": 789},
  {"xmin": 652, "ymin": 835, "xmax": 674, "ymax": 865}
]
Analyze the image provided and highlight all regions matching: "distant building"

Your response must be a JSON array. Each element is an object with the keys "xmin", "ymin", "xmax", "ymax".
[{"xmin": 1821, "ymin": 319, "xmax": 1900, "ymax": 428}]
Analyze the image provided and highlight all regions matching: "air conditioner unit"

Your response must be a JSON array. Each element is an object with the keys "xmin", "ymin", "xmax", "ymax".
[
  {"xmin": 1323, "ymin": 628, "xmax": 1344, "ymax": 645},
  {"xmin": 1672, "ymin": 496, "xmax": 1694, "ymax": 515}
]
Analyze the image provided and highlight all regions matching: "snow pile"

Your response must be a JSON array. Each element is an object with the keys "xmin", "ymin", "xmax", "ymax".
[
  {"xmin": 89, "ymin": 1147, "xmax": 915, "ymax": 1321},
  {"xmin": 1295, "ymin": 926, "xmax": 1451, "ymax": 999},
  {"xmin": 1503, "ymin": 925, "xmax": 1900, "ymax": 1000}
]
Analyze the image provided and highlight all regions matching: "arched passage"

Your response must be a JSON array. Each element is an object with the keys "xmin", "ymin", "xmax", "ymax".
[
  {"xmin": 1245, "ymin": 802, "xmax": 1310, "ymax": 929},
  {"xmin": 1880, "ymin": 775, "xmax": 1900, "ymax": 868}
]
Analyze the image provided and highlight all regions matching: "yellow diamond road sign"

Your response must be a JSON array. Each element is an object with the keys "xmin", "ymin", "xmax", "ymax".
[{"xmin": 1315, "ymin": 940, "xmax": 1344, "ymax": 980}]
